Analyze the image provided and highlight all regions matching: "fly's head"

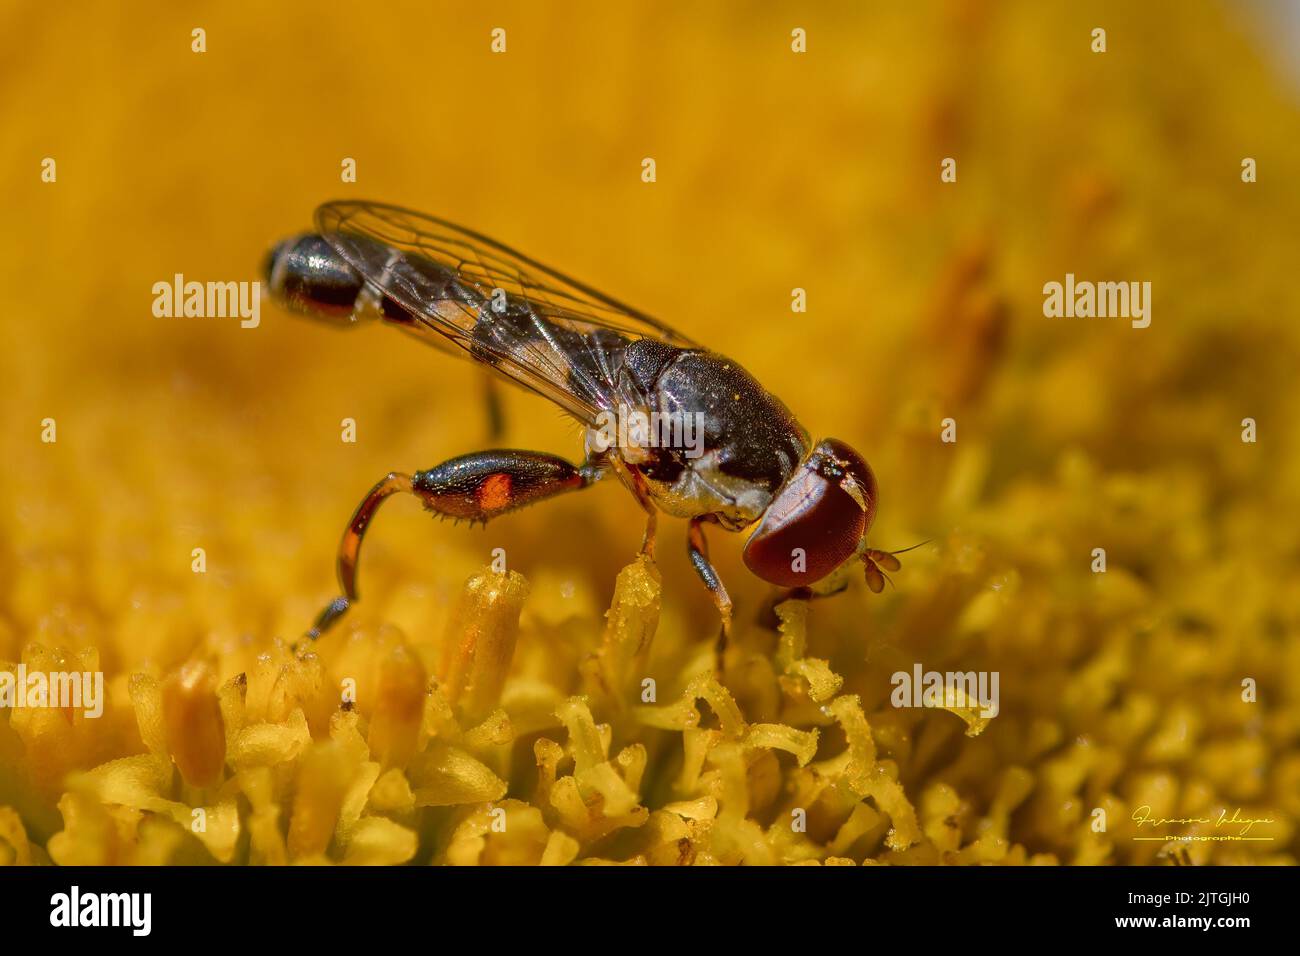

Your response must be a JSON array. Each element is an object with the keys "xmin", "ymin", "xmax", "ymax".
[{"xmin": 742, "ymin": 438, "xmax": 878, "ymax": 589}]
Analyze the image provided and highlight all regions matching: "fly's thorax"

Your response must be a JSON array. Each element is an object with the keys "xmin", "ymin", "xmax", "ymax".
[
  {"xmin": 650, "ymin": 349, "xmax": 809, "ymax": 490},
  {"xmin": 585, "ymin": 402, "xmax": 703, "ymax": 464},
  {"xmin": 605, "ymin": 344, "xmax": 810, "ymax": 528},
  {"xmin": 642, "ymin": 451, "xmax": 779, "ymax": 527}
]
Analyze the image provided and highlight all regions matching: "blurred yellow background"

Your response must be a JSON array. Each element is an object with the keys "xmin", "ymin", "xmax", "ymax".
[{"xmin": 1, "ymin": 0, "xmax": 1298, "ymax": 864}]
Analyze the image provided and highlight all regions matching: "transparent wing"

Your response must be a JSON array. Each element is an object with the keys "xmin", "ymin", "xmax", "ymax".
[{"xmin": 315, "ymin": 200, "xmax": 697, "ymax": 425}]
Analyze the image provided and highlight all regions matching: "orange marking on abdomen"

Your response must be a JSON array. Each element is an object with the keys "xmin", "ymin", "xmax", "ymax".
[{"xmin": 478, "ymin": 473, "xmax": 513, "ymax": 512}]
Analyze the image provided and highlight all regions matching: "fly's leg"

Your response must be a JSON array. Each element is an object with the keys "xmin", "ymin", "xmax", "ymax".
[
  {"xmin": 620, "ymin": 467, "xmax": 659, "ymax": 560},
  {"xmin": 306, "ymin": 450, "xmax": 605, "ymax": 640},
  {"xmin": 687, "ymin": 517, "xmax": 733, "ymax": 674},
  {"xmin": 640, "ymin": 505, "xmax": 658, "ymax": 560},
  {"xmin": 307, "ymin": 470, "xmax": 414, "ymax": 639},
  {"xmin": 754, "ymin": 547, "xmax": 906, "ymax": 630},
  {"xmin": 482, "ymin": 372, "xmax": 506, "ymax": 442},
  {"xmin": 755, "ymin": 581, "xmax": 849, "ymax": 631}
]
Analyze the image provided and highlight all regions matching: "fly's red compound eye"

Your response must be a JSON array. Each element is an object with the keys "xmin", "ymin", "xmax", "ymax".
[{"xmin": 743, "ymin": 438, "xmax": 877, "ymax": 587}]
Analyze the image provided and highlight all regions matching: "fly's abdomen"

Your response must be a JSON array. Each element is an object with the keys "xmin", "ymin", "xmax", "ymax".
[
  {"xmin": 266, "ymin": 220, "xmax": 631, "ymax": 417},
  {"xmin": 266, "ymin": 231, "xmax": 511, "ymax": 336},
  {"xmin": 265, "ymin": 233, "xmax": 428, "ymax": 327},
  {"xmin": 264, "ymin": 234, "xmax": 366, "ymax": 322}
]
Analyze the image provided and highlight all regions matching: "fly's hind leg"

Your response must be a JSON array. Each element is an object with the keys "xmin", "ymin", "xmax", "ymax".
[
  {"xmin": 687, "ymin": 517, "xmax": 733, "ymax": 675},
  {"xmin": 306, "ymin": 450, "xmax": 605, "ymax": 640},
  {"xmin": 306, "ymin": 470, "xmax": 413, "ymax": 639}
]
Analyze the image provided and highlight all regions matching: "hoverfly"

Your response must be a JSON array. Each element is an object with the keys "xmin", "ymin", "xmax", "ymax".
[{"xmin": 266, "ymin": 201, "xmax": 904, "ymax": 645}]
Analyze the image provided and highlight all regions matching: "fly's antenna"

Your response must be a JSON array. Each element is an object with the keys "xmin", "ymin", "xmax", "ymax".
[
  {"xmin": 884, "ymin": 538, "xmax": 933, "ymax": 556},
  {"xmin": 859, "ymin": 539, "xmax": 932, "ymax": 594}
]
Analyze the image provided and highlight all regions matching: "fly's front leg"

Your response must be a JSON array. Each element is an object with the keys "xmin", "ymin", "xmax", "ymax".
[
  {"xmin": 687, "ymin": 516, "xmax": 733, "ymax": 674},
  {"xmin": 755, "ymin": 545, "xmax": 913, "ymax": 630},
  {"xmin": 755, "ymin": 581, "xmax": 849, "ymax": 632},
  {"xmin": 306, "ymin": 450, "xmax": 605, "ymax": 640}
]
